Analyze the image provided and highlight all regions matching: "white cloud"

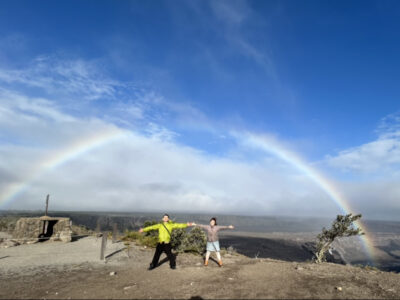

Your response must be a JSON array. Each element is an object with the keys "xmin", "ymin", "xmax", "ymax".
[
  {"xmin": 325, "ymin": 113, "xmax": 400, "ymax": 174},
  {"xmin": 320, "ymin": 114, "xmax": 400, "ymax": 220},
  {"xmin": 0, "ymin": 85, "xmax": 338, "ymax": 216},
  {"xmin": 0, "ymin": 56, "xmax": 213, "ymax": 135},
  {"xmin": 339, "ymin": 180, "xmax": 400, "ymax": 220},
  {"xmin": 1, "ymin": 55, "xmax": 398, "ymax": 220},
  {"xmin": 376, "ymin": 112, "xmax": 400, "ymax": 139},
  {"xmin": 0, "ymin": 56, "xmax": 120, "ymax": 101}
]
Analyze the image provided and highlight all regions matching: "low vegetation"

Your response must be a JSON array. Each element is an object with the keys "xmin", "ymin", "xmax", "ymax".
[
  {"xmin": 122, "ymin": 230, "xmax": 159, "ymax": 248},
  {"xmin": 172, "ymin": 226, "xmax": 207, "ymax": 254},
  {"xmin": 71, "ymin": 224, "xmax": 93, "ymax": 236},
  {"xmin": 354, "ymin": 264, "xmax": 380, "ymax": 271},
  {"xmin": 0, "ymin": 216, "xmax": 19, "ymax": 233},
  {"xmin": 220, "ymin": 245, "xmax": 238, "ymax": 256}
]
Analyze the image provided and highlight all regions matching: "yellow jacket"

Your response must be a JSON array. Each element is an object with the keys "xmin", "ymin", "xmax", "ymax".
[{"xmin": 143, "ymin": 221, "xmax": 187, "ymax": 243}]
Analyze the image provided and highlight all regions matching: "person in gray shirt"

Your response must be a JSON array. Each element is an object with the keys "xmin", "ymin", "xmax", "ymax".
[{"xmin": 194, "ymin": 217, "xmax": 234, "ymax": 266}]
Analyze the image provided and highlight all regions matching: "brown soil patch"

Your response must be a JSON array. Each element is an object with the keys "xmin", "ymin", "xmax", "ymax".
[{"xmin": 0, "ymin": 237, "xmax": 399, "ymax": 299}]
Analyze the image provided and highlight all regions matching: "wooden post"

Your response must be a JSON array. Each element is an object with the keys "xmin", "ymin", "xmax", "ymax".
[
  {"xmin": 95, "ymin": 219, "xmax": 101, "ymax": 234},
  {"xmin": 100, "ymin": 233, "xmax": 107, "ymax": 261},
  {"xmin": 112, "ymin": 223, "xmax": 118, "ymax": 243},
  {"xmin": 45, "ymin": 194, "xmax": 49, "ymax": 216}
]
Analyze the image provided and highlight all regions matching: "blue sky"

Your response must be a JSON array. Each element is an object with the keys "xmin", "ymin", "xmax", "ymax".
[{"xmin": 0, "ymin": 1, "xmax": 400, "ymax": 219}]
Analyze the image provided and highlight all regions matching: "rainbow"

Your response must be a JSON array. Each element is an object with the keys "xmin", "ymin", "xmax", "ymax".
[
  {"xmin": 0, "ymin": 127, "xmax": 126, "ymax": 209},
  {"xmin": 234, "ymin": 131, "xmax": 375, "ymax": 263},
  {"xmin": 1, "ymin": 125, "xmax": 375, "ymax": 263}
]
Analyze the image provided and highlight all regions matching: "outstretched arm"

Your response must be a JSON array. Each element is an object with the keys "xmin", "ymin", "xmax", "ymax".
[
  {"xmin": 171, "ymin": 222, "xmax": 189, "ymax": 229},
  {"xmin": 194, "ymin": 224, "xmax": 208, "ymax": 229},
  {"xmin": 139, "ymin": 224, "xmax": 160, "ymax": 233},
  {"xmin": 217, "ymin": 225, "xmax": 235, "ymax": 231}
]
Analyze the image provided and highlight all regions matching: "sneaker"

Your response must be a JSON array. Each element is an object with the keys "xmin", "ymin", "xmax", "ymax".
[
  {"xmin": 204, "ymin": 260, "xmax": 208, "ymax": 266},
  {"xmin": 170, "ymin": 265, "xmax": 176, "ymax": 270},
  {"xmin": 218, "ymin": 260, "xmax": 223, "ymax": 267},
  {"xmin": 148, "ymin": 264, "xmax": 156, "ymax": 271}
]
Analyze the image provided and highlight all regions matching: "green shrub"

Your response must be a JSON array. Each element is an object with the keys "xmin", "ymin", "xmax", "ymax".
[
  {"xmin": 179, "ymin": 227, "xmax": 207, "ymax": 254},
  {"xmin": 121, "ymin": 220, "xmax": 160, "ymax": 248},
  {"xmin": 141, "ymin": 235, "xmax": 159, "ymax": 248},
  {"xmin": 171, "ymin": 228, "xmax": 186, "ymax": 250},
  {"xmin": 122, "ymin": 230, "xmax": 142, "ymax": 241},
  {"xmin": 122, "ymin": 229, "xmax": 158, "ymax": 248}
]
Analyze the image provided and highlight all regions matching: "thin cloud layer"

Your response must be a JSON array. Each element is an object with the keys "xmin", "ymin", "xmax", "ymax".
[
  {"xmin": 0, "ymin": 96, "xmax": 335, "ymax": 215},
  {"xmin": 0, "ymin": 57, "xmax": 340, "ymax": 216},
  {"xmin": 0, "ymin": 57, "xmax": 399, "ymax": 220},
  {"xmin": 325, "ymin": 113, "xmax": 400, "ymax": 175},
  {"xmin": 0, "ymin": 56, "xmax": 119, "ymax": 101},
  {"xmin": 320, "ymin": 114, "xmax": 400, "ymax": 219}
]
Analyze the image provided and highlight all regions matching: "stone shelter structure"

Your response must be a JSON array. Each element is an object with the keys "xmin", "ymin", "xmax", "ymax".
[{"xmin": 13, "ymin": 216, "xmax": 72, "ymax": 243}]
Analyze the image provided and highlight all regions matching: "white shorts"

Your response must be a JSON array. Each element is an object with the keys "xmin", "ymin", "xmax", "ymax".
[{"xmin": 206, "ymin": 241, "xmax": 220, "ymax": 252}]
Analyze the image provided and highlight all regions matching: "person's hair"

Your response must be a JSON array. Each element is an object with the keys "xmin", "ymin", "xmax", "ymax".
[
  {"xmin": 163, "ymin": 213, "xmax": 169, "ymax": 218},
  {"xmin": 210, "ymin": 217, "xmax": 217, "ymax": 225}
]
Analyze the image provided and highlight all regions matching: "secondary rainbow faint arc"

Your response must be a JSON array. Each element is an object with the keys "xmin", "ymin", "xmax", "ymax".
[
  {"xmin": 237, "ymin": 131, "xmax": 375, "ymax": 262},
  {"xmin": 0, "ymin": 128, "xmax": 126, "ymax": 209}
]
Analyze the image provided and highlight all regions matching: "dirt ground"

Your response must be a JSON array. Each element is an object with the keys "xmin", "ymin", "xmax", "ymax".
[{"xmin": 1, "ymin": 236, "xmax": 400, "ymax": 299}]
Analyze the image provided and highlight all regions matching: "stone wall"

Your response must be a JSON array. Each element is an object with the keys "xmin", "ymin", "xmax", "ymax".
[{"xmin": 13, "ymin": 216, "xmax": 72, "ymax": 243}]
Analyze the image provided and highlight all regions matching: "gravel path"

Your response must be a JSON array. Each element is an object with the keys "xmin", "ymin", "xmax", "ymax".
[
  {"xmin": 0, "ymin": 236, "xmax": 126, "ymax": 276},
  {"xmin": 0, "ymin": 232, "xmax": 12, "ymax": 239},
  {"xmin": 1, "ymin": 235, "xmax": 400, "ymax": 299}
]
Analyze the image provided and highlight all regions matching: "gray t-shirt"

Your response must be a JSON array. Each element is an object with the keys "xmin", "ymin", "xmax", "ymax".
[{"xmin": 197, "ymin": 224, "xmax": 229, "ymax": 242}]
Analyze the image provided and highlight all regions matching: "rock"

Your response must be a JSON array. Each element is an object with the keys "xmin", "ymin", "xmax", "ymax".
[
  {"xmin": 123, "ymin": 284, "xmax": 136, "ymax": 290},
  {"xmin": 228, "ymin": 278, "xmax": 234, "ymax": 280},
  {"xmin": 1, "ymin": 240, "xmax": 20, "ymax": 248},
  {"xmin": 295, "ymin": 266, "xmax": 304, "ymax": 271},
  {"xmin": 26, "ymin": 240, "xmax": 38, "ymax": 245},
  {"xmin": 335, "ymin": 286, "xmax": 342, "ymax": 291},
  {"xmin": 109, "ymin": 271, "xmax": 117, "ymax": 276},
  {"xmin": 195, "ymin": 262, "xmax": 201, "ymax": 266}
]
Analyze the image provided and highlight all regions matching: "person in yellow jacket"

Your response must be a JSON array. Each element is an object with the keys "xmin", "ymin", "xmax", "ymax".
[{"xmin": 139, "ymin": 213, "xmax": 194, "ymax": 270}]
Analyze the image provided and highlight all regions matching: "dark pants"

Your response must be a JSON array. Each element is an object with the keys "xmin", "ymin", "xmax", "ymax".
[{"xmin": 150, "ymin": 242, "xmax": 175, "ymax": 268}]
